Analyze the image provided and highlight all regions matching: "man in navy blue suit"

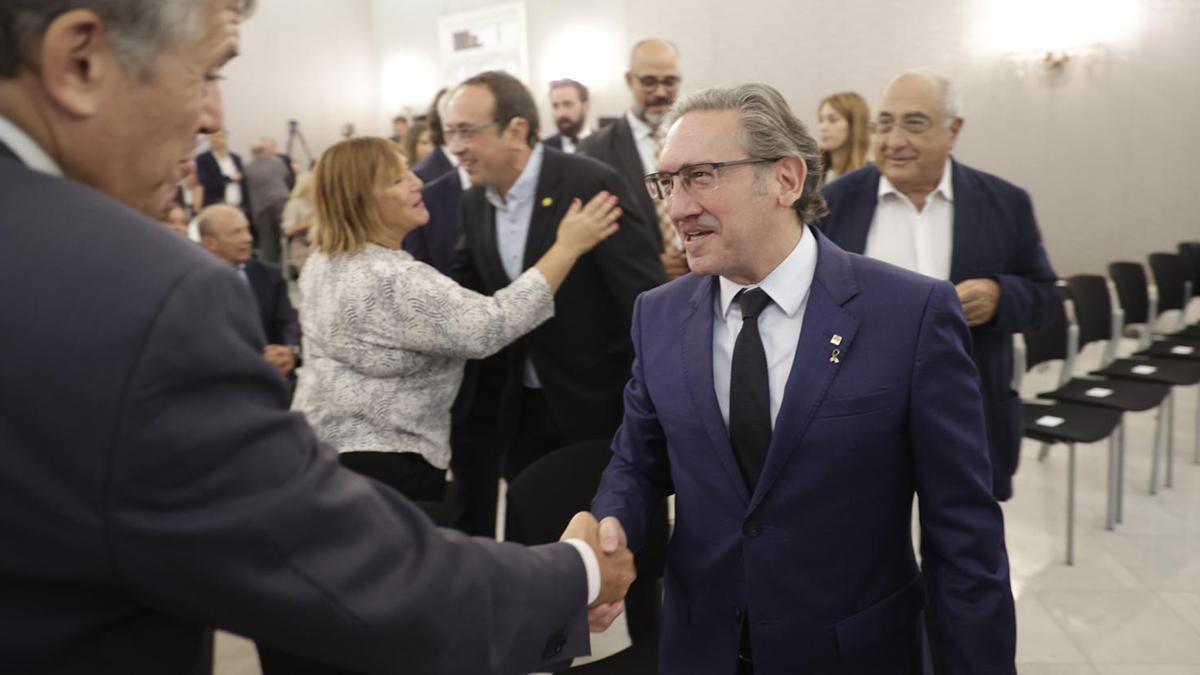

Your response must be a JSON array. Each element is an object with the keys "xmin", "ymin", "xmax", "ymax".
[
  {"xmin": 589, "ymin": 83, "xmax": 1015, "ymax": 674},
  {"xmin": 819, "ymin": 69, "xmax": 1058, "ymax": 501}
]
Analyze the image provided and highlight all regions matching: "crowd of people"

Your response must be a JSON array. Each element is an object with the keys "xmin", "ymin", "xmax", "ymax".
[{"xmin": 1, "ymin": 1, "xmax": 1064, "ymax": 673}]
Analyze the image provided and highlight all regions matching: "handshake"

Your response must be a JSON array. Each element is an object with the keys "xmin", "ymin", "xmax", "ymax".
[{"xmin": 560, "ymin": 512, "xmax": 636, "ymax": 633}]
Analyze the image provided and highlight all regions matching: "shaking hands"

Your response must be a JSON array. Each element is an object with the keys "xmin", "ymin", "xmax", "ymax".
[{"xmin": 560, "ymin": 512, "xmax": 635, "ymax": 633}]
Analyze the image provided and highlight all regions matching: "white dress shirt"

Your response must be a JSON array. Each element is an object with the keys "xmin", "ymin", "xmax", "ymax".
[
  {"xmin": 0, "ymin": 114, "xmax": 62, "ymax": 176},
  {"xmin": 625, "ymin": 111, "xmax": 660, "ymax": 175},
  {"xmin": 558, "ymin": 128, "xmax": 591, "ymax": 155},
  {"xmin": 486, "ymin": 143, "xmax": 546, "ymax": 388},
  {"xmin": 214, "ymin": 152, "xmax": 243, "ymax": 206},
  {"xmin": 864, "ymin": 158, "xmax": 954, "ymax": 280},
  {"xmin": 713, "ymin": 228, "xmax": 818, "ymax": 430}
]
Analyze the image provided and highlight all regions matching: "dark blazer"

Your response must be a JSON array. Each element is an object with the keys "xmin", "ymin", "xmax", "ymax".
[
  {"xmin": 818, "ymin": 160, "xmax": 1058, "ymax": 500},
  {"xmin": 404, "ymin": 170, "xmax": 463, "ymax": 275},
  {"xmin": 0, "ymin": 143, "xmax": 589, "ymax": 674},
  {"xmin": 194, "ymin": 149, "xmax": 251, "ymax": 216},
  {"xmin": 451, "ymin": 146, "xmax": 666, "ymax": 444},
  {"xmin": 593, "ymin": 230, "xmax": 1016, "ymax": 675},
  {"xmin": 412, "ymin": 146, "xmax": 455, "ymax": 184},
  {"xmin": 543, "ymin": 133, "xmax": 566, "ymax": 151},
  {"xmin": 243, "ymin": 258, "xmax": 300, "ymax": 346},
  {"xmin": 578, "ymin": 115, "xmax": 663, "ymax": 252}
]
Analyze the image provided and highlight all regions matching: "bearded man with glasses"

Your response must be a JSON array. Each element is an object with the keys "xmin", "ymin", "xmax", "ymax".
[
  {"xmin": 819, "ymin": 68, "xmax": 1058, "ymax": 502},
  {"xmin": 583, "ymin": 81, "xmax": 1016, "ymax": 674},
  {"xmin": 581, "ymin": 38, "xmax": 688, "ymax": 279}
]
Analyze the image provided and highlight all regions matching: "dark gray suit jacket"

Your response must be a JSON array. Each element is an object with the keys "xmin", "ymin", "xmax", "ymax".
[
  {"xmin": 577, "ymin": 115, "xmax": 663, "ymax": 252},
  {"xmin": 0, "ymin": 141, "xmax": 588, "ymax": 674}
]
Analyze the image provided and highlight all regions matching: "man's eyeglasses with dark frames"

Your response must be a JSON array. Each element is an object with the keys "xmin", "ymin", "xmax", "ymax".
[
  {"xmin": 442, "ymin": 121, "xmax": 502, "ymax": 142},
  {"xmin": 644, "ymin": 157, "xmax": 782, "ymax": 200},
  {"xmin": 633, "ymin": 75, "xmax": 681, "ymax": 90}
]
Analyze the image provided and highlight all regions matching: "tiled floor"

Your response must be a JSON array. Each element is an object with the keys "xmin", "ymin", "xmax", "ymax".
[{"xmin": 216, "ymin": 336, "xmax": 1200, "ymax": 674}]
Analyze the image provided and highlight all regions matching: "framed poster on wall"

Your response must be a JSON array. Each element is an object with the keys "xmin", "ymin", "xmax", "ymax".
[{"xmin": 438, "ymin": 3, "xmax": 529, "ymax": 85}]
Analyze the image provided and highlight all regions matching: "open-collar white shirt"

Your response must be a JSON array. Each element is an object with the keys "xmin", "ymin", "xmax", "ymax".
[{"xmin": 713, "ymin": 227, "xmax": 818, "ymax": 431}]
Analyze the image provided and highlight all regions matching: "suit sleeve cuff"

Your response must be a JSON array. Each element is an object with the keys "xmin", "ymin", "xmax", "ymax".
[{"xmin": 564, "ymin": 539, "xmax": 600, "ymax": 605}]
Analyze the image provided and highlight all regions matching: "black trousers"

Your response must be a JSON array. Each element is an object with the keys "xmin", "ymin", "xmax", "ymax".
[{"xmin": 256, "ymin": 451, "xmax": 446, "ymax": 675}]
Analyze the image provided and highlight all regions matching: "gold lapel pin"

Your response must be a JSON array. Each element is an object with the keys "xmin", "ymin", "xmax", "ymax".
[
  {"xmin": 830, "ymin": 334, "xmax": 843, "ymax": 346},
  {"xmin": 541, "ymin": 197, "xmax": 553, "ymax": 207},
  {"xmin": 829, "ymin": 349, "xmax": 841, "ymax": 364}
]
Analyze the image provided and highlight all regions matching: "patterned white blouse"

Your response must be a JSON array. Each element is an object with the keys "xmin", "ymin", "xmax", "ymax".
[{"xmin": 292, "ymin": 244, "xmax": 553, "ymax": 469}]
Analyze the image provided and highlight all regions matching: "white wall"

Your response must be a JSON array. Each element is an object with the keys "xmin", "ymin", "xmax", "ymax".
[
  {"xmin": 231, "ymin": 0, "xmax": 1200, "ymax": 275},
  {"xmin": 222, "ymin": 0, "xmax": 377, "ymax": 167}
]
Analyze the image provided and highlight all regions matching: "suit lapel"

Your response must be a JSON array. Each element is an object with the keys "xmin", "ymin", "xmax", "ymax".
[
  {"xmin": 948, "ymin": 158, "xmax": 980, "ymax": 283},
  {"xmin": 523, "ymin": 148, "xmax": 565, "ymax": 267},
  {"xmin": 749, "ymin": 231, "xmax": 860, "ymax": 512},
  {"xmin": 612, "ymin": 119, "xmax": 657, "ymax": 224},
  {"xmin": 840, "ymin": 168, "xmax": 881, "ymax": 254},
  {"xmin": 0, "ymin": 139, "xmax": 18, "ymax": 163},
  {"xmin": 681, "ymin": 276, "xmax": 752, "ymax": 504},
  {"xmin": 466, "ymin": 188, "xmax": 509, "ymax": 291}
]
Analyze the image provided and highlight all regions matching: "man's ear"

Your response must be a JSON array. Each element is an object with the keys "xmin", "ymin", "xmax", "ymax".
[
  {"xmin": 37, "ymin": 9, "xmax": 118, "ymax": 118},
  {"xmin": 506, "ymin": 117, "xmax": 531, "ymax": 148},
  {"xmin": 774, "ymin": 156, "xmax": 807, "ymax": 207}
]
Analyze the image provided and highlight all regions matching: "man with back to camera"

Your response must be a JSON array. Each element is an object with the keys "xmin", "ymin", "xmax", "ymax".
[
  {"xmin": 580, "ymin": 37, "xmax": 688, "ymax": 279},
  {"xmin": 819, "ymin": 68, "xmax": 1058, "ymax": 501},
  {"xmin": 0, "ymin": 1, "xmax": 636, "ymax": 672},
  {"xmin": 586, "ymin": 82, "xmax": 1016, "ymax": 674},
  {"xmin": 544, "ymin": 78, "xmax": 592, "ymax": 154}
]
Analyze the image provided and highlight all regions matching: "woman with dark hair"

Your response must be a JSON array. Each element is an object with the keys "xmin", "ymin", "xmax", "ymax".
[
  {"xmin": 401, "ymin": 120, "xmax": 433, "ymax": 165},
  {"xmin": 817, "ymin": 91, "xmax": 871, "ymax": 184}
]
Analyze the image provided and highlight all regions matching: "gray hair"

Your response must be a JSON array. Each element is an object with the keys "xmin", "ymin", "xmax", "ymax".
[
  {"xmin": 664, "ymin": 82, "xmax": 829, "ymax": 225},
  {"xmin": 891, "ymin": 68, "xmax": 962, "ymax": 124},
  {"xmin": 0, "ymin": 0, "xmax": 256, "ymax": 79},
  {"xmin": 196, "ymin": 203, "xmax": 243, "ymax": 238}
]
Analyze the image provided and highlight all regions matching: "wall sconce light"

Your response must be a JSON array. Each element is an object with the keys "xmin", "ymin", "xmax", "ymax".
[{"xmin": 977, "ymin": 0, "xmax": 1140, "ymax": 71}]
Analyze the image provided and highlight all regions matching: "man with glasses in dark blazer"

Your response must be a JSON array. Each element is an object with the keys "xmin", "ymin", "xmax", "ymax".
[{"xmin": 819, "ymin": 68, "xmax": 1058, "ymax": 502}]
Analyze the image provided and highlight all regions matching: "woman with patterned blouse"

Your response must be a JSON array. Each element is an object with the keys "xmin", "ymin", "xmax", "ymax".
[{"xmin": 290, "ymin": 136, "xmax": 621, "ymax": 505}]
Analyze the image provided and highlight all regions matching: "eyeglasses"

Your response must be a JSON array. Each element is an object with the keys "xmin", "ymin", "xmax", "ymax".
[
  {"xmin": 868, "ymin": 114, "xmax": 944, "ymax": 136},
  {"xmin": 442, "ymin": 121, "xmax": 501, "ymax": 142},
  {"xmin": 633, "ymin": 74, "xmax": 681, "ymax": 90},
  {"xmin": 644, "ymin": 157, "xmax": 782, "ymax": 200}
]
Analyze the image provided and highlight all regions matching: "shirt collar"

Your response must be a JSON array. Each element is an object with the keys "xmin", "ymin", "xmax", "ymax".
[
  {"xmin": 718, "ymin": 225, "xmax": 818, "ymax": 320},
  {"xmin": 441, "ymin": 145, "xmax": 459, "ymax": 167},
  {"xmin": 626, "ymin": 111, "xmax": 656, "ymax": 141},
  {"xmin": 878, "ymin": 157, "xmax": 954, "ymax": 203},
  {"xmin": 0, "ymin": 114, "xmax": 63, "ymax": 176},
  {"xmin": 486, "ymin": 143, "xmax": 544, "ymax": 211}
]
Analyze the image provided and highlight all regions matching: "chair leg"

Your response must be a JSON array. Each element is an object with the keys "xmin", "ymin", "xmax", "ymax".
[
  {"xmin": 1038, "ymin": 443, "xmax": 1052, "ymax": 462},
  {"xmin": 1106, "ymin": 425, "xmax": 1120, "ymax": 531},
  {"xmin": 1194, "ymin": 384, "xmax": 1200, "ymax": 465},
  {"xmin": 1165, "ymin": 391, "xmax": 1176, "ymax": 489},
  {"xmin": 1067, "ymin": 442, "xmax": 1077, "ymax": 566},
  {"xmin": 1150, "ymin": 403, "xmax": 1165, "ymax": 496},
  {"xmin": 1117, "ymin": 422, "xmax": 1126, "ymax": 524}
]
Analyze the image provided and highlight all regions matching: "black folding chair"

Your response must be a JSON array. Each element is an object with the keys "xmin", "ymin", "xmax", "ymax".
[
  {"xmin": 1147, "ymin": 253, "xmax": 1200, "ymax": 338},
  {"xmin": 505, "ymin": 439, "xmax": 668, "ymax": 675},
  {"xmin": 1017, "ymin": 289, "xmax": 1169, "ymax": 534},
  {"xmin": 1070, "ymin": 274, "xmax": 1200, "ymax": 489},
  {"xmin": 1178, "ymin": 241, "xmax": 1200, "ymax": 304}
]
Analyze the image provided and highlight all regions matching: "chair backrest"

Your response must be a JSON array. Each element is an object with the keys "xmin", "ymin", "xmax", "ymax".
[
  {"xmin": 1177, "ymin": 241, "xmax": 1200, "ymax": 297},
  {"xmin": 1065, "ymin": 274, "xmax": 1116, "ymax": 348},
  {"xmin": 505, "ymin": 439, "xmax": 669, "ymax": 642},
  {"xmin": 1023, "ymin": 285, "xmax": 1070, "ymax": 370},
  {"xmin": 1148, "ymin": 252, "xmax": 1190, "ymax": 313},
  {"xmin": 1108, "ymin": 261, "xmax": 1151, "ymax": 324}
]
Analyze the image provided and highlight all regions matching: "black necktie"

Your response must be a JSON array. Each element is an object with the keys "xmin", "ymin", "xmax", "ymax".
[{"xmin": 729, "ymin": 288, "xmax": 773, "ymax": 492}]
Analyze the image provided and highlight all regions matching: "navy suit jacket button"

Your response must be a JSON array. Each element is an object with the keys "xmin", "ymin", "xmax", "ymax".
[
  {"xmin": 743, "ymin": 520, "xmax": 761, "ymax": 537},
  {"xmin": 542, "ymin": 632, "xmax": 567, "ymax": 658}
]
